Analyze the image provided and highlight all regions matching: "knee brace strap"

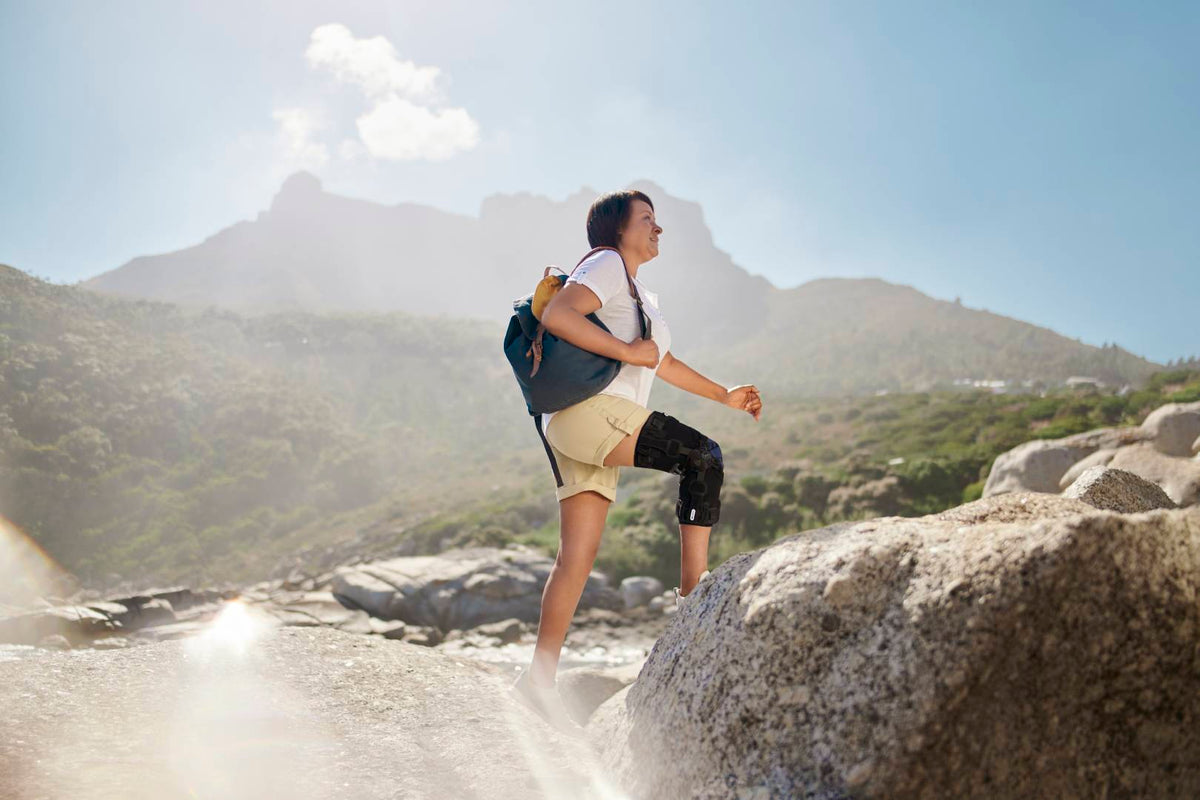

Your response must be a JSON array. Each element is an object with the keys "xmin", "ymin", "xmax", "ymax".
[{"xmin": 633, "ymin": 411, "xmax": 724, "ymax": 526}]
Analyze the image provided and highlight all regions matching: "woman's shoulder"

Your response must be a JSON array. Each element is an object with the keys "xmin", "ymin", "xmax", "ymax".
[
  {"xmin": 569, "ymin": 248, "xmax": 627, "ymax": 293},
  {"xmin": 576, "ymin": 248, "xmax": 624, "ymax": 273}
]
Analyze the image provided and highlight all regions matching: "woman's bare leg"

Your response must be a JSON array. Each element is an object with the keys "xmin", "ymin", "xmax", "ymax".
[
  {"xmin": 604, "ymin": 423, "xmax": 713, "ymax": 597},
  {"xmin": 677, "ymin": 523, "xmax": 711, "ymax": 596},
  {"xmin": 528, "ymin": 489, "xmax": 610, "ymax": 688}
]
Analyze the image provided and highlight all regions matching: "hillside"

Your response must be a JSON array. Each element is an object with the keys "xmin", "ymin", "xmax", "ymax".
[
  {"xmin": 0, "ymin": 262, "xmax": 539, "ymax": 589},
  {"xmin": 699, "ymin": 277, "xmax": 1158, "ymax": 395}
]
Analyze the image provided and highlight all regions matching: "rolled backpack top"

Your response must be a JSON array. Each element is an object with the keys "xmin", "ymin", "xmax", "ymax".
[{"xmin": 503, "ymin": 246, "xmax": 648, "ymax": 416}]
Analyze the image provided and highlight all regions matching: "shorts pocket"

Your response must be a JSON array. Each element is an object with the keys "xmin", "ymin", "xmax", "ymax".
[{"xmin": 605, "ymin": 411, "xmax": 641, "ymax": 436}]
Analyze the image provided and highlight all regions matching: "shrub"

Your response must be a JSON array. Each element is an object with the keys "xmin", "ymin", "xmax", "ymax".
[
  {"xmin": 740, "ymin": 474, "xmax": 769, "ymax": 498},
  {"xmin": 961, "ymin": 480, "xmax": 984, "ymax": 503}
]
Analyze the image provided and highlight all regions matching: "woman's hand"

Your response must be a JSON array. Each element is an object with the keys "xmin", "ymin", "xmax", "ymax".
[
  {"xmin": 721, "ymin": 384, "xmax": 762, "ymax": 421},
  {"xmin": 624, "ymin": 338, "xmax": 660, "ymax": 368}
]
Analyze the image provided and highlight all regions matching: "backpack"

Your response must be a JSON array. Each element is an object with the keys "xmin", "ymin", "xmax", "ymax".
[{"xmin": 503, "ymin": 246, "xmax": 648, "ymax": 416}]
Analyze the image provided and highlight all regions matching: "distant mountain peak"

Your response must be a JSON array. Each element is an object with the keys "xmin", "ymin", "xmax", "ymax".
[{"xmin": 270, "ymin": 171, "xmax": 325, "ymax": 214}]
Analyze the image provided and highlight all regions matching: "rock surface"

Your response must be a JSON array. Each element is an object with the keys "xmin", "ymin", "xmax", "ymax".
[
  {"xmin": 590, "ymin": 494, "xmax": 1200, "ymax": 799},
  {"xmin": 557, "ymin": 660, "xmax": 645, "ymax": 725},
  {"xmin": 982, "ymin": 425, "xmax": 1154, "ymax": 498},
  {"xmin": 1107, "ymin": 443, "xmax": 1200, "ymax": 506},
  {"xmin": 1056, "ymin": 447, "xmax": 1118, "ymax": 490},
  {"xmin": 0, "ymin": 616, "xmax": 622, "ymax": 800},
  {"xmin": 1140, "ymin": 401, "xmax": 1200, "ymax": 457},
  {"xmin": 982, "ymin": 439, "xmax": 1095, "ymax": 496},
  {"xmin": 983, "ymin": 405, "xmax": 1199, "ymax": 508},
  {"xmin": 331, "ymin": 545, "xmax": 622, "ymax": 632},
  {"xmin": 1063, "ymin": 466, "xmax": 1177, "ymax": 512},
  {"xmin": 620, "ymin": 576, "xmax": 664, "ymax": 610},
  {"xmin": 0, "ymin": 587, "xmax": 233, "ymax": 646}
]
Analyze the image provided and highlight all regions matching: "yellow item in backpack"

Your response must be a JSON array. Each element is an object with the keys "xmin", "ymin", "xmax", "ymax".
[{"xmin": 531, "ymin": 267, "xmax": 567, "ymax": 321}]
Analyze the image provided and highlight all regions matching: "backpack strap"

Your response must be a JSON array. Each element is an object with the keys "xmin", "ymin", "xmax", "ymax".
[{"xmin": 568, "ymin": 246, "xmax": 649, "ymax": 339}]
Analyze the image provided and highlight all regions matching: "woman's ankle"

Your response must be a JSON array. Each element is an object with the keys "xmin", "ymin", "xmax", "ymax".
[
  {"xmin": 528, "ymin": 670, "xmax": 556, "ymax": 689},
  {"xmin": 527, "ymin": 655, "xmax": 559, "ymax": 688}
]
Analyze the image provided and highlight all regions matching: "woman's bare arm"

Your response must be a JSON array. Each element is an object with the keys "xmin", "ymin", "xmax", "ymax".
[
  {"xmin": 541, "ymin": 284, "xmax": 659, "ymax": 367},
  {"xmin": 657, "ymin": 350, "xmax": 763, "ymax": 420},
  {"xmin": 655, "ymin": 351, "xmax": 726, "ymax": 400}
]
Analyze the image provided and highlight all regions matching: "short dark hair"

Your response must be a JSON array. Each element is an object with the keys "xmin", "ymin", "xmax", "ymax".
[{"xmin": 586, "ymin": 190, "xmax": 654, "ymax": 248}]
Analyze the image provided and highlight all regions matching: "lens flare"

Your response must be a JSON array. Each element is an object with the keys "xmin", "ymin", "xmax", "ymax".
[
  {"xmin": 185, "ymin": 597, "xmax": 268, "ymax": 658},
  {"xmin": 0, "ymin": 514, "xmax": 75, "ymax": 608}
]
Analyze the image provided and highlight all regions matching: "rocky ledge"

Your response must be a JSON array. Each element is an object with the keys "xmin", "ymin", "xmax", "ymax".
[
  {"xmin": 589, "ymin": 493, "xmax": 1200, "ymax": 799},
  {"xmin": 1, "ymin": 544, "xmax": 676, "ymax": 675}
]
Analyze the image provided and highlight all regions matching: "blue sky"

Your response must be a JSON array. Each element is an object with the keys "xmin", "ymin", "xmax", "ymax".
[{"xmin": 2, "ymin": 0, "xmax": 1197, "ymax": 363}]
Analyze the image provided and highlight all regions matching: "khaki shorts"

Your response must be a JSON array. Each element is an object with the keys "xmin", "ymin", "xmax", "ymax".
[{"xmin": 537, "ymin": 394, "xmax": 653, "ymax": 503}]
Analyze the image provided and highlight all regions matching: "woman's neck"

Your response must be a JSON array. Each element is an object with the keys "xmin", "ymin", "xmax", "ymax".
[{"xmin": 617, "ymin": 247, "xmax": 643, "ymax": 279}]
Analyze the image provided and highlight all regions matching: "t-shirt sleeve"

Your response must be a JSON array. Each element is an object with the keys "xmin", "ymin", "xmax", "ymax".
[{"xmin": 566, "ymin": 250, "xmax": 626, "ymax": 307}]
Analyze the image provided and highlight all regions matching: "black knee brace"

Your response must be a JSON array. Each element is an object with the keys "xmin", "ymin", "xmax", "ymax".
[{"xmin": 633, "ymin": 411, "xmax": 723, "ymax": 526}]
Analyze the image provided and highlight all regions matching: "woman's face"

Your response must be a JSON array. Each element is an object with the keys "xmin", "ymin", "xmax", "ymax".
[{"xmin": 619, "ymin": 199, "xmax": 662, "ymax": 263}]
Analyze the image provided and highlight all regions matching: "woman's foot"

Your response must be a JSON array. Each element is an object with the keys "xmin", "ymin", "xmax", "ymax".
[
  {"xmin": 509, "ymin": 668, "xmax": 586, "ymax": 738},
  {"xmin": 673, "ymin": 569, "xmax": 712, "ymax": 607}
]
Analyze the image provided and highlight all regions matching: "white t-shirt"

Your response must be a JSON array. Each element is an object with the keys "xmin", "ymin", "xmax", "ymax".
[{"xmin": 541, "ymin": 248, "xmax": 672, "ymax": 432}]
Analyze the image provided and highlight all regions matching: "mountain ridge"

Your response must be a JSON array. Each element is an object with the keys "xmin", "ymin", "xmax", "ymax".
[{"xmin": 73, "ymin": 173, "xmax": 1161, "ymax": 391}]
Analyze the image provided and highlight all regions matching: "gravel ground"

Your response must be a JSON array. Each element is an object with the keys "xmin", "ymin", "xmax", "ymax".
[{"xmin": 0, "ymin": 604, "xmax": 632, "ymax": 800}]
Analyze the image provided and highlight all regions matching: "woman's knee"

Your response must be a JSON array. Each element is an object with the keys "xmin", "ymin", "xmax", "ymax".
[
  {"xmin": 633, "ymin": 412, "xmax": 724, "ymax": 526},
  {"xmin": 678, "ymin": 435, "xmax": 723, "ymax": 526}
]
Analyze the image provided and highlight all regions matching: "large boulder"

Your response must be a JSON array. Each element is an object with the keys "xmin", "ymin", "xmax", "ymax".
[
  {"xmin": 590, "ymin": 494, "xmax": 1200, "ymax": 799},
  {"xmin": 1062, "ymin": 466, "xmax": 1177, "ymax": 513},
  {"xmin": 558, "ymin": 660, "xmax": 645, "ymax": 725},
  {"xmin": 1056, "ymin": 447, "xmax": 1118, "ymax": 490},
  {"xmin": 984, "ymin": 427, "xmax": 1150, "ymax": 498},
  {"xmin": 1056, "ymin": 425, "xmax": 1152, "ymax": 451},
  {"xmin": 1140, "ymin": 401, "xmax": 1200, "ymax": 457},
  {"xmin": 0, "ymin": 605, "xmax": 117, "ymax": 646},
  {"xmin": 1107, "ymin": 443, "xmax": 1200, "ymax": 507},
  {"xmin": 331, "ymin": 545, "xmax": 621, "ymax": 632},
  {"xmin": 620, "ymin": 576, "xmax": 664, "ymax": 610},
  {"xmin": 982, "ymin": 440, "xmax": 1092, "ymax": 496}
]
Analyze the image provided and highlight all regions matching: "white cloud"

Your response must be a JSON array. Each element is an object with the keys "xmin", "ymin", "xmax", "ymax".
[
  {"xmin": 303, "ymin": 23, "xmax": 480, "ymax": 163},
  {"xmin": 356, "ymin": 95, "xmax": 480, "ymax": 161},
  {"xmin": 306, "ymin": 22, "xmax": 441, "ymax": 103},
  {"xmin": 271, "ymin": 108, "xmax": 329, "ymax": 168}
]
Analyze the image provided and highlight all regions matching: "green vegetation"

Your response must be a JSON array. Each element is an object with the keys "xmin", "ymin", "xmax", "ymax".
[
  {"xmin": 0, "ymin": 264, "xmax": 536, "ymax": 588},
  {"xmin": 402, "ymin": 371, "xmax": 1200, "ymax": 590},
  {"xmin": 2, "ymin": 261, "xmax": 1196, "ymax": 593}
]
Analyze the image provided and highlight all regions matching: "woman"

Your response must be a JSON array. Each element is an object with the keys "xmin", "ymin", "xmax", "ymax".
[{"xmin": 510, "ymin": 189, "xmax": 762, "ymax": 733}]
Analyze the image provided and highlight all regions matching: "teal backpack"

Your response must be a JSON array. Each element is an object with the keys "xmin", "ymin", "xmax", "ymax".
[{"xmin": 503, "ymin": 246, "xmax": 648, "ymax": 416}]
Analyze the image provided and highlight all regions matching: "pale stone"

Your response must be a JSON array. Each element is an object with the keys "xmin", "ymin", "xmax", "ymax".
[{"xmin": 590, "ymin": 494, "xmax": 1200, "ymax": 799}]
